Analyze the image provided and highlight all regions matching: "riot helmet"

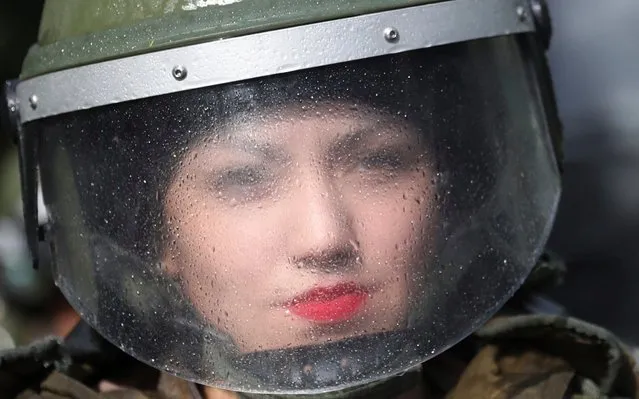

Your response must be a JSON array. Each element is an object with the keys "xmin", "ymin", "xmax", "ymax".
[{"xmin": 8, "ymin": 0, "xmax": 561, "ymax": 394}]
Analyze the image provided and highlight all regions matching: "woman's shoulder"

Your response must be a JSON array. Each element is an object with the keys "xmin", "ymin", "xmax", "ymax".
[
  {"xmin": 435, "ymin": 314, "xmax": 639, "ymax": 399},
  {"xmin": 0, "ymin": 323, "xmax": 197, "ymax": 399}
]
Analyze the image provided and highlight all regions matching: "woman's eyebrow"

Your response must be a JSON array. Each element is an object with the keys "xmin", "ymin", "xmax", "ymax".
[
  {"xmin": 328, "ymin": 124, "xmax": 405, "ymax": 159},
  {"xmin": 208, "ymin": 133, "xmax": 290, "ymax": 163},
  {"xmin": 328, "ymin": 126, "xmax": 377, "ymax": 159}
]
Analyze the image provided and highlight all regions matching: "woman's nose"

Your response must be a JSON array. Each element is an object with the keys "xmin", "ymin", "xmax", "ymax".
[{"xmin": 286, "ymin": 172, "xmax": 358, "ymax": 272}]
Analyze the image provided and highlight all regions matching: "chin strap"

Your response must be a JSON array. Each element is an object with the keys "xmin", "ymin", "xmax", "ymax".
[{"xmin": 237, "ymin": 366, "xmax": 422, "ymax": 399}]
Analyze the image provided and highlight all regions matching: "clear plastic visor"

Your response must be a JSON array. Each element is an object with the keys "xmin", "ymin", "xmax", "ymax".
[{"xmin": 34, "ymin": 35, "xmax": 560, "ymax": 393}]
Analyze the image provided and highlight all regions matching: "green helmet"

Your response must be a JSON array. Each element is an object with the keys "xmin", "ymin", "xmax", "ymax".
[{"xmin": 8, "ymin": 0, "xmax": 562, "ymax": 394}]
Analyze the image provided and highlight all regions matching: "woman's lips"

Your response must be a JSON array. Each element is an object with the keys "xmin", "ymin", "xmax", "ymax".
[{"xmin": 285, "ymin": 282, "xmax": 367, "ymax": 323}]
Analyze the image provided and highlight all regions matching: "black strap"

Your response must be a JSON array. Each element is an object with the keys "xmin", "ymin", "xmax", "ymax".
[{"xmin": 0, "ymin": 320, "xmax": 136, "ymax": 398}]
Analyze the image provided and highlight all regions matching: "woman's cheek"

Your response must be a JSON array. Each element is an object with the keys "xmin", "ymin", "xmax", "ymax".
[{"xmin": 188, "ymin": 211, "xmax": 282, "ymax": 297}]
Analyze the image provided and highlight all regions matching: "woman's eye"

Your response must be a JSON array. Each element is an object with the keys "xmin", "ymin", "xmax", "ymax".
[
  {"xmin": 219, "ymin": 167, "xmax": 266, "ymax": 186},
  {"xmin": 360, "ymin": 151, "xmax": 403, "ymax": 170},
  {"xmin": 212, "ymin": 166, "xmax": 274, "ymax": 202}
]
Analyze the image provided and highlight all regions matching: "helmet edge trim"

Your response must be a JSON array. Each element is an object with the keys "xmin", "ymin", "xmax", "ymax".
[{"xmin": 16, "ymin": 0, "xmax": 534, "ymax": 123}]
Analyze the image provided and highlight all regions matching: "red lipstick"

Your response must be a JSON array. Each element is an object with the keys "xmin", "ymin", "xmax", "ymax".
[{"xmin": 286, "ymin": 282, "xmax": 367, "ymax": 322}]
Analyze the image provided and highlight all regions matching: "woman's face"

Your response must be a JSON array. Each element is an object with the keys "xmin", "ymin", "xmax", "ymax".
[{"xmin": 163, "ymin": 103, "xmax": 435, "ymax": 352}]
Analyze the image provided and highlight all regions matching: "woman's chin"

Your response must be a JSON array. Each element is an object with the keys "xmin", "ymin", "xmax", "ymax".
[{"xmin": 233, "ymin": 312, "xmax": 406, "ymax": 353}]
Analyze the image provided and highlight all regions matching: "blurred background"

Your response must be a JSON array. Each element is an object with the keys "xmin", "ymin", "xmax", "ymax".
[
  {"xmin": 0, "ymin": 0, "xmax": 638, "ymax": 347},
  {"xmin": 545, "ymin": 0, "xmax": 639, "ymax": 343},
  {"xmin": 0, "ymin": 1, "xmax": 79, "ymax": 348}
]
